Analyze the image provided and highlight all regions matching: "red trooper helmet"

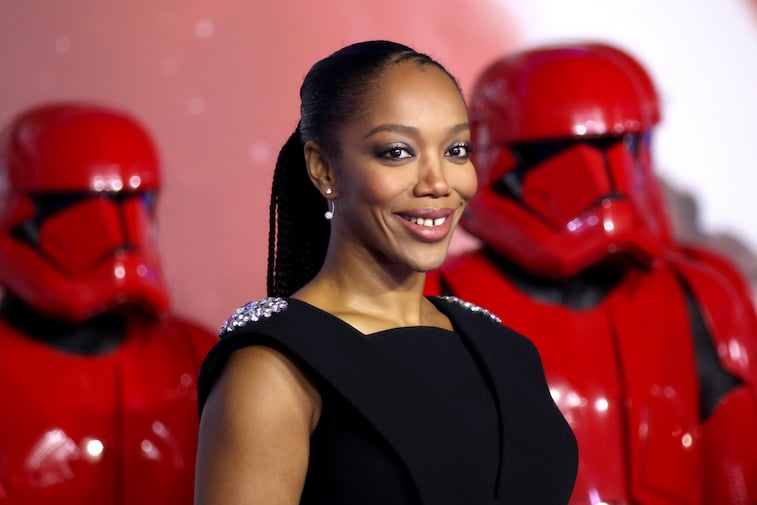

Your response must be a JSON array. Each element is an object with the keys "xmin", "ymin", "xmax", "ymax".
[
  {"xmin": 0, "ymin": 103, "xmax": 169, "ymax": 321},
  {"xmin": 463, "ymin": 42, "xmax": 673, "ymax": 277}
]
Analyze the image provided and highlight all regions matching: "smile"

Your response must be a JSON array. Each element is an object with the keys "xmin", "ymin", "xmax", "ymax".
[
  {"xmin": 400, "ymin": 215, "xmax": 448, "ymax": 227},
  {"xmin": 395, "ymin": 208, "xmax": 455, "ymax": 243}
]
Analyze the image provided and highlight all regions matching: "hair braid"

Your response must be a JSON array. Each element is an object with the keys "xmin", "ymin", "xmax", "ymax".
[{"xmin": 267, "ymin": 126, "xmax": 330, "ymax": 297}]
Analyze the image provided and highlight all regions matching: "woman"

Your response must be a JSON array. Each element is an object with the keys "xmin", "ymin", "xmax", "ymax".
[{"xmin": 195, "ymin": 40, "xmax": 577, "ymax": 505}]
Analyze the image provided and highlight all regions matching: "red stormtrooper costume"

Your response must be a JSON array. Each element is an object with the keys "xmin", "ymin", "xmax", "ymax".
[
  {"xmin": 426, "ymin": 43, "xmax": 757, "ymax": 504},
  {"xmin": 0, "ymin": 104, "xmax": 217, "ymax": 504}
]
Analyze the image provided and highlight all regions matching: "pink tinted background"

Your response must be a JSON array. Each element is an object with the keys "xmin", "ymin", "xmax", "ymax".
[
  {"xmin": 0, "ymin": 0, "xmax": 519, "ymax": 330},
  {"xmin": 2, "ymin": 1, "xmax": 755, "ymax": 331}
]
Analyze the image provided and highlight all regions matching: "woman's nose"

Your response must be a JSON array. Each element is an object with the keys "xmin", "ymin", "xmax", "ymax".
[{"xmin": 414, "ymin": 157, "xmax": 450, "ymax": 197}]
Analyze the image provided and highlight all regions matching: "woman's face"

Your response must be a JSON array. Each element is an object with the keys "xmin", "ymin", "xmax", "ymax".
[{"xmin": 325, "ymin": 61, "xmax": 477, "ymax": 273}]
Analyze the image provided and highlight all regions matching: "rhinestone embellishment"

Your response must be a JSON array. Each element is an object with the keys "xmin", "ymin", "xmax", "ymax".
[
  {"xmin": 441, "ymin": 296, "xmax": 501, "ymax": 323},
  {"xmin": 219, "ymin": 297, "xmax": 288, "ymax": 336}
]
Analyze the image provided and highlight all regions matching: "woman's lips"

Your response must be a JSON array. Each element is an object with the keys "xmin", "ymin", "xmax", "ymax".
[{"xmin": 396, "ymin": 208, "xmax": 454, "ymax": 242}]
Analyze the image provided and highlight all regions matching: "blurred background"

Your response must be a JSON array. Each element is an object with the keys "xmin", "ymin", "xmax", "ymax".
[{"xmin": 1, "ymin": 0, "xmax": 755, "ymax": 330}]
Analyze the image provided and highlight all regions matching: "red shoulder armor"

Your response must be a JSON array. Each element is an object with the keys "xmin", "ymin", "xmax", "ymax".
[{"xmin": 666, "ymin": 245, "xmax": 757, "ymax": 391}]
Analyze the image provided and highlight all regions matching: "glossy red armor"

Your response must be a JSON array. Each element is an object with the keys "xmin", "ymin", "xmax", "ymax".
[
  {"xmin": 0, "ymin": 315, "xmax": 215, "ymax": 504},
  {"xmin": 0, "ymin": 103, "xmax": 218, "ymax": 504},
  {"xmin": 0, "ymin": 103, "xmax": 168, "ymax": 321},
  {"xmin": 429, "ymin": 42, "xmax": 757, "ymax": 504},
  {"xmin": 463, "ymin": 42, "xmax": 671, "ymax": 277}
]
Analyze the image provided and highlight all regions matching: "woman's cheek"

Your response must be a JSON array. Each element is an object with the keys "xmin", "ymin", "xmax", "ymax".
[
  {"xmin": 361, "ymin": 171, "xmax": 405, "ymax": 203},
  {"xmin": 458, "ymin": 163, "xmax": 479, "ymax": 202}
]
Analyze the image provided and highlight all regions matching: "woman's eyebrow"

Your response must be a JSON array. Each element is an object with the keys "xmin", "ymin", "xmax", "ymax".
[
  {"xmin": 363, "ymin": 122, "xmax": 470, "ymax": 139},
  {"xmin": 363, "ymin": 124, "xmax": 419, "ymax": 139},
  {"xmin": 449, "ymin": 123, "xmax": 470, "ymax": 134}
]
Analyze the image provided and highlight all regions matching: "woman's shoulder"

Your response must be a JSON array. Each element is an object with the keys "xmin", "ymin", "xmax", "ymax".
[
  {"xmin": 218, "ymin": 296, "xmax": 292, "ymax": 336},
  {"xmin": 429, "ymin": 295, "xmax": 540, "ymax": 354},
  {"xmin": 199, "ymin": 296, "xmax": 347, "ymax": 415},
  {"xmin": 199, "ymin": 297, "xmax": 311, "ymax": 415},
  {"xmin": 429, "ymin": 295, "xmax": 502, "ymax": 324}
]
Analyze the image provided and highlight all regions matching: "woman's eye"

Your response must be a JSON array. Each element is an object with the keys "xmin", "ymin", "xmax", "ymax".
[
  {"xmin": 447, "ymin": 143, "xmax": 473, "ymax": 159},
  {"xmin": 381, "ymin": 146, "xmax": 413, "ymax": 160}
]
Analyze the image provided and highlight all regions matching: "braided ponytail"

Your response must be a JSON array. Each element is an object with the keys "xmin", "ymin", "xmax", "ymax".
[{"xmin": 267, "ymin": 125, "xmax": 330, "ymax": 297}]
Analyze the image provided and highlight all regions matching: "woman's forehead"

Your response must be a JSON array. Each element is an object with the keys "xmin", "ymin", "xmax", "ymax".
[{"xmin": 362, "ymin": 64, "xmax": 467, "ymax": 125}]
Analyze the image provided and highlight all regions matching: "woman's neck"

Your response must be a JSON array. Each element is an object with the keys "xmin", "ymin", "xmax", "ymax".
[{"xmin": 291, "ymin": 250, "xmax": 445, "ymax": 333}]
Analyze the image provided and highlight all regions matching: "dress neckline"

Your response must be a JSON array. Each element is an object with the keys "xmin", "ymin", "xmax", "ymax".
[{"xmin": 286, "ymin": 296, "xmax": 458, "ymax": 338}]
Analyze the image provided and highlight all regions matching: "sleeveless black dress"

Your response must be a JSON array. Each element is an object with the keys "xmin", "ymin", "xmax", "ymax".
[{"xmin": 198, "ymin": 296, "xmax": 577, "ymax": 505}]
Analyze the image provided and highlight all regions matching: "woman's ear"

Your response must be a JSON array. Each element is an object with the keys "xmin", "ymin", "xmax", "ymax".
[{"xmin": 304, "ymin": 140, "xmax": 337, "ymax": 197}]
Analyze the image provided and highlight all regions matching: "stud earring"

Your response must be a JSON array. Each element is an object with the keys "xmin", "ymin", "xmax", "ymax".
[
  {"xmin": 324, "ymin": 199, "xmax": 335, "ymax": 220},
  {"xmin": 325, "ymin": 188, "xmax": 333, "ymax": 195}
]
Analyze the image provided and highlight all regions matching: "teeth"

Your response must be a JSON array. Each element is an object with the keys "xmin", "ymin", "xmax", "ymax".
[{"xmin": 404, "ymin": 216, "xmax": 447, "ymax": 227}]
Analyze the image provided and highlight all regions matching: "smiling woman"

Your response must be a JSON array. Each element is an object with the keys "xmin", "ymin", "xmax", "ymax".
[
  {"xmin": 304, "ymin": 59, "xmax": 478, "ymax": 280},
  {"xmin": 194, "ymin": 40, "xmax": 578, "ymax": 505}
]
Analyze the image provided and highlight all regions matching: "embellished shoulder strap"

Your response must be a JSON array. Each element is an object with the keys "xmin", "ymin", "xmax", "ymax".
[
  {"xmin": 219, "ymin": 297, "xmax": 289, "ymax": 336},
  {"xmin": 439, "ymin": 295, "xmax": 502, "ymax": 323}
]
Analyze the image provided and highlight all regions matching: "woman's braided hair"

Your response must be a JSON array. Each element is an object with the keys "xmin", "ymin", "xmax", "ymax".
[{"xmin": 267, "ymin": 40, "xmax": 461, "ymax": 297}]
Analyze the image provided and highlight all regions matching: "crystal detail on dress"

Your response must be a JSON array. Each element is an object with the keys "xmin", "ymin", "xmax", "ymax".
[
  {"xmin": 441, "ymin": 296, "xmax": 502, "ymax": 323},
  {"xmin": 219, "ymin": 297, "xmax": 288, "ymax": 336}
]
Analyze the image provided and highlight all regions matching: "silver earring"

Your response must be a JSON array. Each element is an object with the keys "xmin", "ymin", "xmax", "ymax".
[
  {"xmin": 324, "ymin": 199, "xmax": 335, "ymax": 220},
  {"xmin": 325, "ymin": 188, "xmax": 333, "ymax": 195}
]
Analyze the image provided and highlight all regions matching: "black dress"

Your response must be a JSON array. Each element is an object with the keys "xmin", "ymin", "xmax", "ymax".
[{"xmin": 198, "ymin": 296, "xmax": 577, "ymax": 505}]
